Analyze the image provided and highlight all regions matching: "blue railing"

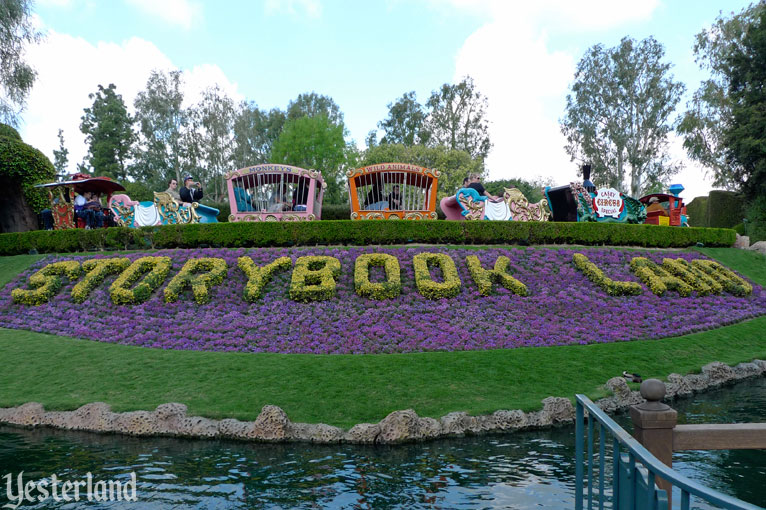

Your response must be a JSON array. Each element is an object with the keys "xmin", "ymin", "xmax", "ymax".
[{"xmin": 575, "ymin": 394, "xmax": 763, "ymax": 510}]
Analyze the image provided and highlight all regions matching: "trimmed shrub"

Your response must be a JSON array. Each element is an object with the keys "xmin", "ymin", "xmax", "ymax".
[
  {"xmin": 0, "ymin": 221, "xmax": 737, "ymax": 256},
  {"xmin": 110, "ymin": 256, "xmax": 172, "ymax": 305},
  {"xmin": 466, "ymin": 255, "xmax": 528, "ymax": 296},
  {"xmin": 11, "ymin": 261, "xmax": 81, "ymax": 305},
  {"xmin": 71, "ymin": 258, "xmax": 131, "ymax": 303},
  {"xmin": 289, "ymin": 256, "xmax": 341, "ymax": 302},
  {"xmin": 0, "ymin": 124, "xmax": 57, "ymax": 233},
  {"xmin": 745, "ymin": 195, "xmax": 766, "ymax": 243},
  {"xmin": 661, "ymin": 258, "xmax": 722, "ymax": 296},
  {"xmin": 238, "ymin": 256, "xmax": 292, "ymax": 302},
  {"xmin": 0, "ymin": 124, "xmax": 21, "ymax": 140},
  {"xmin": 685, "ymin": 196, "xmax": 708, "ymax": 227},
  {"xmin": 164, "ymin": 257, "xmax": 228, "ymax": 304},
  {"xmin": 320, "ymin": 204, "xmax": 351, "ymax": 220},
  {"xmin": 204, "ymin": 201, "xmax": 230, "ymax": 223},
  {"xmin": 572, "ymin": 253, "xmax": 643, "ymax": 296},
  {"xmin": 691, "ymin": 259, "xmax": 752, "ymax": 297},
  {"xmin": 706, "ymin": 190, "xmax": 746, "ymax": 229},
  {"xmin": 354, "ymin": 253, "xmax": 401, "ymax": 300},
  {"xmin": 630, "ymin": 257, "xmax": 692, "ymax": 297},
  {"xmin": 413, "ymin": 252, "xmax": 461, "ymax": 299}
]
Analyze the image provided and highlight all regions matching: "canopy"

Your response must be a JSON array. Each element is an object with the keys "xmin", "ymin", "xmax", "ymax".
[
  {"xmin": 639, "ymin": 193, "xmax": 676, "ymax": 204},
  {"xmin": 35, "ymin": 177, "xmax": 126, "ymax": 194}
]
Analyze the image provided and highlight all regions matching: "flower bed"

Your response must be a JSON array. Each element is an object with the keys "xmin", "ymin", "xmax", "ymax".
[{"xmin": 1, "ymin": 247, "xmax": 764, "ymax": 354}]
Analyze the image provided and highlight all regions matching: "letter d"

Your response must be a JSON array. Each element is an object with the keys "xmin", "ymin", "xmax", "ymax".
[{"xmin": 123, "ymin": 473, "xmax": 137, "ymax": 502}]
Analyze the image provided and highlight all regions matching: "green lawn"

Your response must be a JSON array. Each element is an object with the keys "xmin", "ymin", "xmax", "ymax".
[{"xmin": 0, "ymin": 247, "xmax": 764, "ymax": 429}]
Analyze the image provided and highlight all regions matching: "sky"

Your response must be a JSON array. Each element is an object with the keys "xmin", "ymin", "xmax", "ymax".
[{"xmin": 19, "ymin": 0, "xmax": 755, "ymax": 200}]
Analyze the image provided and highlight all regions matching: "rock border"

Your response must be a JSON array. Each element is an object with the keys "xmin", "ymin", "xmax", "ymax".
[{"xmin": 1, "ymin": 360, "xmax": 764, "ymax": 444}]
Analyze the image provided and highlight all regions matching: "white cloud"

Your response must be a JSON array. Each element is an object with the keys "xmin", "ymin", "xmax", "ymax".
[
  {"xmin": 454, "ymin": 14, "xmax": 575, "ymax": 186},
  {"xmin": 19, "ymin": 29, "xmax": 242, "ymax": 176},
  {"xmin": 183, "ymin": 64, "xmax": 243, "ymax": 108},
  {"xmin": 264, "ymin": 0, "xmax": 322, "ymax": 18},
  {"xmin": 449, "ymin": 0, "xmax": 714, "ymax": 198},
  {"xmin": 125, "ymin": 0, "xmax": 203, "ymax": 30}
]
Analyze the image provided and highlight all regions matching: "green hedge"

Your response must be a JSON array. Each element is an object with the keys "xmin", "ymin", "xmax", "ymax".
[
  {"xmin": 706, "ymin": 190, "xmax": 746, "ymax": 229},
  {"xmin": 0, "ymin": 221, "xmax": 736, "ymax": 255},
  {"xmin": 320, "ymin": 202, "xmax": 448, "ymax": 220},
  {"xmin": 685, "ymin": 196, "xmax": 708, "ymax": 227},
  {"xmin": 320, "ymin": 204, "xmax": 351, "ymax": 220}
]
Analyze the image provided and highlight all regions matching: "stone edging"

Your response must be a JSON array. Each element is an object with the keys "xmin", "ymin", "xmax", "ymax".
[{"xmin": 1, "ymin": 360, "xmax": 764, "ymax": 444}]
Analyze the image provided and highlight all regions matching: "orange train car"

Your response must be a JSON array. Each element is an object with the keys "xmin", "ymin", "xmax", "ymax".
[{"xmin": 347, "ymin": 163, "xmax": 440, "ymax": 220}]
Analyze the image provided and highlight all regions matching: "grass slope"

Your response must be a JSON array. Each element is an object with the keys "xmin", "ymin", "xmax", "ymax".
[{"xmin": 0, "ymin": 248, "xmax": 764, "ymax": 428}]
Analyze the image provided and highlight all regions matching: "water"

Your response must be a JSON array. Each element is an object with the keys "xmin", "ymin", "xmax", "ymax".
[{"xmin": 0, "ymin": 378, "xmax": 764, "ymax": 509}]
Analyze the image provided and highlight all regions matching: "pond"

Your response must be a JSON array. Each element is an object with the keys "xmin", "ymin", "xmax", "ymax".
[{"xmin": 1, "ymin": 377, "xmax": 764, "ymax": 509}]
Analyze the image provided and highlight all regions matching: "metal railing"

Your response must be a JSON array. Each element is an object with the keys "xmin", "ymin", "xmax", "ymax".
[{"xmin": 575, "ymin": 393, "xmax": 762, "ymax": 510}]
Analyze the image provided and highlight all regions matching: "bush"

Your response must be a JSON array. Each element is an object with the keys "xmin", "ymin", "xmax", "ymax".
[
  {"xmin": 203, "ymin": 201, "xmax": 230, "ymax": 222},
  {"xmin": 685, "ymin": 196, "xmax": 708, "ymax": 227},
  {"xmin": 691, "ymin": 259, "xmax": 752, "ymax": 297},
  {"xmin": 572, "ymin": 253, "xmax": 642, "ymax": 296},
  {"xmin": 661, "ymin": 258, "xmax": 722, "ymax": 296},
  {"xmin": 354, "ymin": 253, "xmax": 401, "ymax": 300},
  {"xmin": 413, "ymin": 252, "xmax": 461, "ymax": 299},
  {"xmin": 164, "ymin": 257, "xmax": 228, "ymax": 304},
  {"xmin": 238, "ymin": 256, "xmax": 292, "ymax": 302},
  {"xmin": 630, "ymin": 257, "xmax": 692, "ymax": 297},
  {"xmin": 465, "ymin": 255, "xmax": 527, "ymax": 296},
  {"xmin": 0, "ymin": 221, "xmax": 737, "ymax": 256},
  {"xmin": 110, "ymin": 256, "xmax": 172, "ymax": 305},
  {"xmin": 0, "ymin": 124, "xmax": 21, "ymax": 140},
  {"xmin": 71, "ymin": 258, "xmax": 131, "ymax": 303},
  {"xmin": 321, "ymin": 203, "xmax": 351, "ymax": 220},
  {"xmin": 289, "ymin": 256, "xmax": 341, "ymax": 302},
  {"xmin": 0, "ymin": 124, "xmax": 57, "ymax": 232},
  {"xmin": 745, "ymin": 195, "xmax": 766, "ymax": 243},
  {"xmin": 11, "ymin": 261, "xmax": 81, "ymax": 305},
  {"xmin": 706, "ymin": 190, "xmax": 746, "ymax": 228}
]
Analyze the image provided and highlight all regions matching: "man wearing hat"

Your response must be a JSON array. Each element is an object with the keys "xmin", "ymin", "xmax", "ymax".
[
  {"xmin": 179, "ymin": 175, "xmax": 204, "ymax": 203},
  {"xmin": 646, "ymin": 196, "xmax": 667, "ymax": 215}
]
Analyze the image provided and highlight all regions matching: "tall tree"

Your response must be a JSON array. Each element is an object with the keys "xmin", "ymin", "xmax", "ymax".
[
  {"xmin": 190, "ymin": 84, "xmax": 235, "ymax": 202},
  {"xmin": 287, "ymin": 92, "xmax": 343, "ymax": 126},
  {"xmin": 133, "ymin": 69, "xmax": 186, "ymax": 187},
  {"xmin": 271, "ymin": 114, "xmax": 354, "ymax": 204},
  {"xmin": 232, "ymin": 102, "xmax": 285, "ymax": 168},
  {"xmin": 724, "ymin": 8, "xmax": 766, "ymax": 200},
  {"xmin": 560, "ymin": 36, "xmax": 685, "ymax": 197},
  {"xmin": 79, "ymin": 83, "xmax": 135, "ymax": 180},
  {"xmin": 52, "ymin": 128, "xmax": 68, "ymax": 176},
  {"xmin": 361, "ymin": 143, "xmax": 483, "ymax": 198},
  {"xmin": 425, "ymin": 76, "xmax": 491, "ymax": 161},
  {"xmin": 378, "ymin": 91, "xmax": 430, "ymax": 146},
  {"xmin": 678, "ymin": 3, "xmax": 765, "ymax": 190},
  {"xmin": 0, "ymin": 0, "xmax": 40, "ymax": 126}
]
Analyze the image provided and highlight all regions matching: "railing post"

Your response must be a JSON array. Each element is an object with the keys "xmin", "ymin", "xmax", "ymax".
[{"xmin": 630, "ymin": 379, "xmax": 677, "ymax": 501}]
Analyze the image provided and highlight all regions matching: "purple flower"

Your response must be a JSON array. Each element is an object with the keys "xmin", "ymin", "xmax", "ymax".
[{"xmin": 0, "ymin": 247, "xmax": 764, "ymax": 354}]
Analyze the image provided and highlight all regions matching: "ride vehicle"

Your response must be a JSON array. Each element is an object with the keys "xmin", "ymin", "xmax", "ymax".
[
  {"xmin": 440, "ymin": 186, "xmax": 551, "ymax": 221},
  {"xmin": 36, "ymin": 175, "xmax": 124, "ymax": 229},
  {"xmin": 347, "ymin": 163, "xmax": 439, "ymax": 220},
  {"xmin": 544, "ymin": 165, "xmax": 647, "ymax": 224},
  {"xmin": 226, "ymin": 164, "xmax": 325, "ymax": 222},
  {"xmin": 639, "ymin": 184, "xmax": 688, "ymax": 227},
  {"xmin": 109, "ymin": 191, "xmax": 218, "ymax": 227},
  {"xmin": 37, "ymin": 173, "xmax": 219, "ymax": 229}
]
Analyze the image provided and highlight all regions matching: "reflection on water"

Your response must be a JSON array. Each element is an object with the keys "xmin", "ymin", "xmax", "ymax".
[{"xmin": 0, "ymin": 378, "xmax": 764, "ymax": 509}]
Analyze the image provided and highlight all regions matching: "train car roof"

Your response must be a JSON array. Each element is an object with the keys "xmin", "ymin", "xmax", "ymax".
[{"xmin": 35, "ymin": 177, "xmax": 126, "ymax": 194}]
